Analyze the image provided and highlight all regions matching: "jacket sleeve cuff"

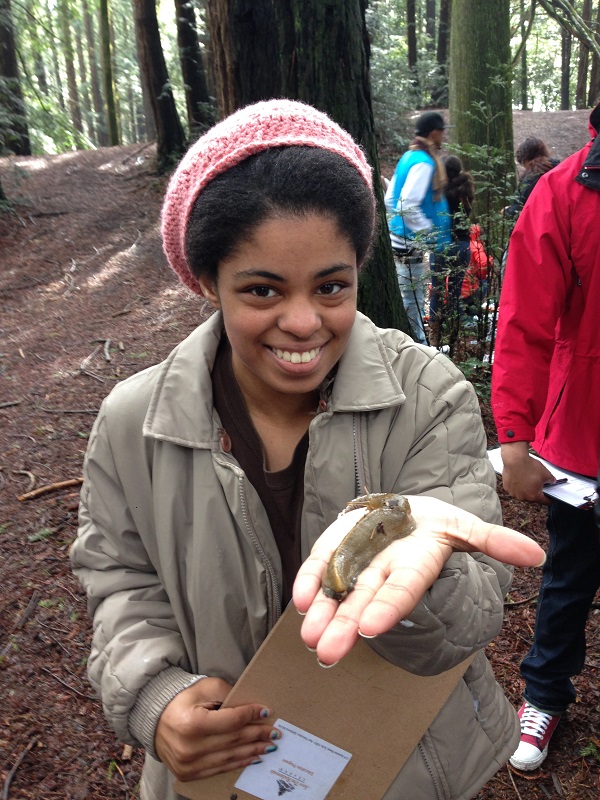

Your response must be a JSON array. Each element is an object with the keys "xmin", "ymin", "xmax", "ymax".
[
  {"xmin": 128, "ymin": 666, "xmax": 207, "ymax": 759},
  {"xmin": 496, "ymin": 424, "xmax": 535, "ymax": 444}
]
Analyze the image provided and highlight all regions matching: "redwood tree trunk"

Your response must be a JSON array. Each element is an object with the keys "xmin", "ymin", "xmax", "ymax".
[
  {"xmin": 82, "ymin": 0, "xmax": 109, "ymax": 145},
  {"xmin": 449, "ymin": 0, "xmax": 513, "ymax": 201},
  {"xmin": 99, "ymin": 0, "xmax": 120, "ymax": 144},
  {"xmin": 575, "ymin": 0, "xmax": 592, "ymax": 108},
  {"xmin": 561, "ymin": 26, "xmax": 572, "ymax": 110},
  {"xmin": 205, "ymin": 0, "xmax": 282, "ymax": 116},
  {"xmin": 589, "ymin": 1, "xmax": 600, "ymax": 106},
  {"xmin": 406, "ymin": 0, "xmax": 419, "ymax": 99},
  {"xmin": 59, "ymin": 0, "xmax": 85, "ymax": 145},
  {"xmin": 174, "ymin": 0, "xmax": 214, "ymax": 137},
  {"xmin": 132, "ymin": 0, "xmax": 187, "ymax": 171},
  {"xmin": 432, "ymin": 0, "xmax": 451, "ymax": 106},
  {"xmin": 0, "ymin": 0, "xmax": 32, "ymax": 155}
]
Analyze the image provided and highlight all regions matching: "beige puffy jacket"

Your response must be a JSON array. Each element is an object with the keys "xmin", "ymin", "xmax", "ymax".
[{"xmin": 72, "ymin": 311, "xmax": 519, "ymax": 800}]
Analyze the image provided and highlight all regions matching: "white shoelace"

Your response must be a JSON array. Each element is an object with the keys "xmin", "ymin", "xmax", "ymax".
[{"xmin": 521, "ymin": 706, "xmax": 553, "ymax": 737}]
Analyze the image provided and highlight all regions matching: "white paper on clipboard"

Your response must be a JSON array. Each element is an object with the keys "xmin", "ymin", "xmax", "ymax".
[{"xmin": 488, "ymin": 447, "xmax": 597, "ymax": 508}]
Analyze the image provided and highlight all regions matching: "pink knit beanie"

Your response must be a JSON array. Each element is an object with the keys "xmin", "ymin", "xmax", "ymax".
[{"xmin": 161, "ymin": 99, "xmax": 373, "ymax": 295}]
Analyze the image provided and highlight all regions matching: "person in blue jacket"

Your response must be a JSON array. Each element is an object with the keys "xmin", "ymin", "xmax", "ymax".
[{"xmin": 385, "ymin": 111, "xmax": 452, "ymax": 344}]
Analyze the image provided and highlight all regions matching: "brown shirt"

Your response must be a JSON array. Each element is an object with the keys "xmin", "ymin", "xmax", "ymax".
[{"xmin": 212, "ymin": 337, "xmax": 307, "ymax": 606}]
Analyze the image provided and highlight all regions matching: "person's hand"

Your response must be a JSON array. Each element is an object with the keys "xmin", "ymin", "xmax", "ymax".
[
  {"xmin": 293, "ymin": 495, "xmax": 545, "ymax": 666},
  {"xmin": 155, "ymin": 677, "xmax": 281, "ymax": 781},
  {"xmin": 500, "ymin": 442, "xmax": 556, "ymax": 504}
]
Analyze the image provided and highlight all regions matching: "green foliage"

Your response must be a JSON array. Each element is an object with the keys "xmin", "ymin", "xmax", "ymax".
[
  {"xmin": 456, "ymin": 357, "xmax": 492, "ymax": 401},
  {"xmin": 28, "ymin": 527, "xmax": 55, "ymax": 543},
  {"xmin": 580, "ymin": 740, "xmax": 600, "ymax": 762}
]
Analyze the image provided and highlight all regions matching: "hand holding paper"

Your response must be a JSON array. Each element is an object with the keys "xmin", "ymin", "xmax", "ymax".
[
  {"xmin": 499, "ymin": 442, "xmax": 555, "ymax": 505},
  {"xmin": 154, "ymin": 676, "xmax": 280, "ymax": 781},
  {"xmin": 293, "ymin": 495, "xmax": 546, "ymax": 666}
]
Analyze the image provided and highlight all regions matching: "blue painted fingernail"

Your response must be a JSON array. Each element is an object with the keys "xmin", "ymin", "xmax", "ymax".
[
  {"xmin": 260, "ymin": 707, "xmax": 270, "ymax": 718},
  {"xmin": 251, "ymin": 758, "xmax": 262, "ymax": 765},
  {"xmin": 265, "ymin": 744, "xmax": 278, "ymax": 753},
  {"xmin": 270, "ymin": 729, "xmax": 281, "ymax": 740}
]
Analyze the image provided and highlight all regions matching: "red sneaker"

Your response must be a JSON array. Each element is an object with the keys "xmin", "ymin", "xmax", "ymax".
[{"xmin": 509, "ymin": 702, "xmax": 561, "ymax": 771}]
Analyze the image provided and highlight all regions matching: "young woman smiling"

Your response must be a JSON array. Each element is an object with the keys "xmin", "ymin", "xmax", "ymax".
[{"xmin": 71, "ymin": 100, "xmax": 544, "ymax": 800}]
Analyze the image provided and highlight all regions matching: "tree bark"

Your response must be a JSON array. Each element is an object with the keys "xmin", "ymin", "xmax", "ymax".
[
  {"xmin": 174, "ymin": 0, "xmax": 215, "ymax": 138},
  {"xmin": 0, "ymin": 0, "xmax": 32, "ymax": 155},
  {"xmin": 589, "ymin": 1, "xmax": 600, "ymax": 105},
  {"xmin": 26, "ymin": 0, "xmax": 49, "ymax": 95},
  {"xmin": 99, "ymin": 0, "xmax": 120, "ymax": 144},
  {"xmin": 520, "ymin": 0, "xmax": 529, "ymax": 109},
  {"xmin": 433, "ymin": 0, "xmax": 451, "ymax": 106},
  {"xmin": 45, "ymin": 5, "xmax": 65, "ymax": 113},
  {"xmin": 205, "ymin": 0, "xmax": 282, "ymax": 116},
  {"xmin": 425, "ymin": 0, "xmax": 436, "ymax": 50},
  {"xmin": 81, "ymin": 0, "xmax": 108, "ymax": 145},
  {"xmin": 561, "ymin": 26, "xmax": 572, "ymax": 109},
  {"xmin": 449, "ymin": 0, "xmax": 513, "ymax": 206},
  {"xmin": 406, "ymin": 0, "xmax": 419, "ymax": 100},
  {"xmin": 132, "ymin": 0, "xmax": 187, "ymax": 172},
  {"xmin": 59, "ymin": 0, "xmax": 85, "ymax": 145},
  {"xmin": 575, "ymin": 0, "xmax": 592, "ymax": 108}
]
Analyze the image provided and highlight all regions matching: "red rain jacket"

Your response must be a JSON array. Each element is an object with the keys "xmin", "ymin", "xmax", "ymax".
[{"xmin": 492, "ymin": 104, "xmax": 600, "ymax": 477}]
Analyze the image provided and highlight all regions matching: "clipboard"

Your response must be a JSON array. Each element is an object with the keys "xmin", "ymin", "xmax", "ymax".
[
  {"xmin": 487, "ymin": 447, "xmax": 597, "ymax": 508},
  {"xmin": 175, "ymin": 604, "xmax": 473, "ymax": 800}
]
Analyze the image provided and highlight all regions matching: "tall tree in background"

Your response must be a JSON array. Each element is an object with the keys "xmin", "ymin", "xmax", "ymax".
[
  {"xmin": 99, "ymin": 0, "xmax": 119, "ymax": 143},
  {"xmin": 433, "ymin": 0, "xmax": 451, "ymax": 106},
  {"xmin": 519, "ymin": 0, "xmax": 530, "ymax": 108},
  {"xmin": 0, "ymin": 0, "xmax": 32, "ymax": 155},
  {"xmin": 589, "ymin": 1, "xmax": 600, "ymax": 104},
  {"xmin": 205, "ymin": 0, "xmax": 410, "ymax": 332},
  {"xmin": 46, "ymin": 3, "xmax": 66, "ymax": 112},
  {"xmin": 425, "ymin": 0, "xmax": 436, "ymax": 50},
  {"xmin": 132, "ymin": 0, "xmax": 186, "ymax": 171},
  {"xmin": 449, "ymin": 0, "xmax": 513, "ymax": 203},
  {"xmin": 406, "ymin": 0, "xmax": 419, "ymax": 100},
  {"xmin": 561, "ymin": 25, "xmax": 572, "ymax": 108},
  {"xmin": 174, "ymin": 0, "xmax": 214, "ymax": 137},
  {"xmin": 82, "ymin": 0, "xmax": 109, "ymax": 145},
  {"xmin": 59, "ymin": 0, "xmax": 85, "ymax": 145},
  {"xmin": 575, "ymin": 0, "xmax": 592, "ymax": 107},
  {"xmin": 206, "ymin": 0, "xmax": 281, "ymax": 116}
]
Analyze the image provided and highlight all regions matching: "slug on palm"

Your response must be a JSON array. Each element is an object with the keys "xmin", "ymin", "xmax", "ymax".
[{"xmin": 322, "ymin": 493, "xmax": 417, "ymax": 601}]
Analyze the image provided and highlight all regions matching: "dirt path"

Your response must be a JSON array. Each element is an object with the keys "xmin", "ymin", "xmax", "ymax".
[{"xmin": 1, "ymin": 123, "xmax": 598, "ymax": 799}]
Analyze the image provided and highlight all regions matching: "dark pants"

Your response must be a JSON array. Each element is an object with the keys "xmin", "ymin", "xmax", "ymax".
[{"xmin": 521, "ymin": 499, "xmax": 600, "ymax": 714}]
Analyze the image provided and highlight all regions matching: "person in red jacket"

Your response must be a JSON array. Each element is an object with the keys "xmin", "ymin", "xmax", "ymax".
[{"xmin": 492, "ymin": 102, "xmax": 600, "ymax": 771}]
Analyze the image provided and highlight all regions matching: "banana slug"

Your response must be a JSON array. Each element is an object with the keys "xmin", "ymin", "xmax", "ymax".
[{"xmin": 322, "ymin": 493, "xmax": 417, "ymax": 601}]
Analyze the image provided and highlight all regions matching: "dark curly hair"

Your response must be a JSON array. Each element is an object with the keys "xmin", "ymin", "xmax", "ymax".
[
  {"xmin": 515, "ymin": 137, "xmax": 554, "ymax": 175},
  {"xmin": 443, "ymin": 155, "xmax": 474, "ymax": 215},
  {"xmin": 185, "ymin": 146, "xmax": 376, "ymax": 284}
]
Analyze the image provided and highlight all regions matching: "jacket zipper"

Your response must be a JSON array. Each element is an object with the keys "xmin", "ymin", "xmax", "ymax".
[
  {"xmin": 352, "ymin": 412, "xmax": 366, "ymax": 495},
  {"xmin": 417, "ymin": 741, "xmax": 446, "ymax": 800},
  {"xmin": 237, "ymin": 473, "xmax": 281, "ymax": 630}
]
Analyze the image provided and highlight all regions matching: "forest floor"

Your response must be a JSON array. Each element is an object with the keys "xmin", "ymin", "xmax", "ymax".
[{"xmin": 1, "ymin": 109, "xmax": 599, "ymax": 800}]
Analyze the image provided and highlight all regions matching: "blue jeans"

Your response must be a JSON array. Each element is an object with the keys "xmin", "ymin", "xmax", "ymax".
[
  {"xmin": 394, "ymin": 251, "xmax": 429, "ymax": 344},
  {"xmin": 521, "ymin": 499, "xmax": 600, "ymax": 714}
]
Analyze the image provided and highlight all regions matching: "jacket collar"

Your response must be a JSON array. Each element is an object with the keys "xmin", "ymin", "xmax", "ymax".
[
  {"xmin": 576, "ymin": 103, "xmax": 600, "ymax": 192},
  {"xmin": 143, "ymin": 311, "xmax": 406, "ymax": 447}
]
